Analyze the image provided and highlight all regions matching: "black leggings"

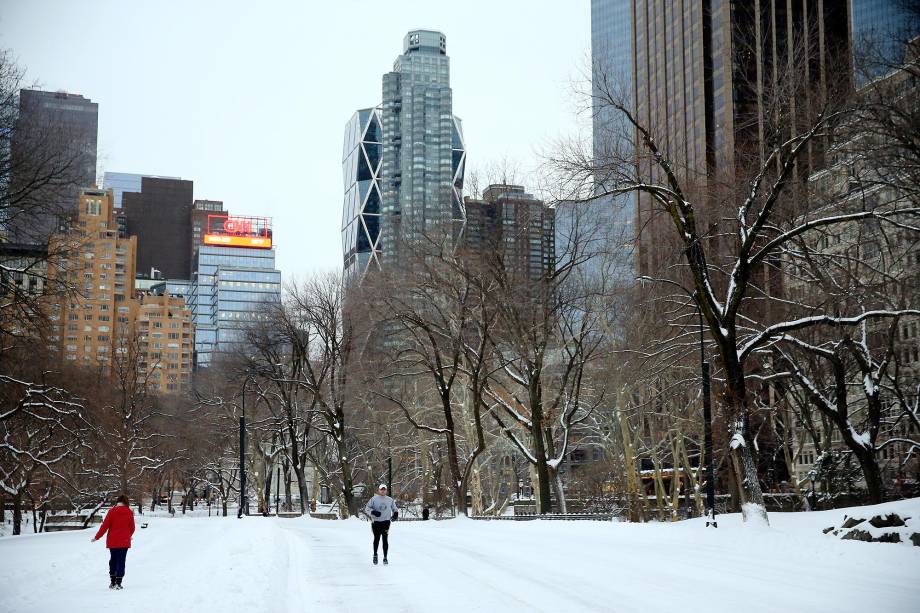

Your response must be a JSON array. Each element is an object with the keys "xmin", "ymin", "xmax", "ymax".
[{"xmin": 371, "ymin": 520, "xmax": 391, "ymax": 556}]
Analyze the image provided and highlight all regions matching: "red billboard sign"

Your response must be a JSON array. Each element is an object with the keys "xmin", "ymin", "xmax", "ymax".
[{"xmin": 203, "ymin": 215, "xmax": 273, "ymax": 249}]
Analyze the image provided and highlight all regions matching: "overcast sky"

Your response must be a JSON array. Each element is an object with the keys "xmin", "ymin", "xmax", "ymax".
[{"xmin": 2, "ymin": 0, "xmax": 590, "ymax": 278}]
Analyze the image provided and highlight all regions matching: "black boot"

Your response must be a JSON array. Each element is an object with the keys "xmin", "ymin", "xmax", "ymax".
[
  {"xmin": 109, "ymin": 575, "xmax": 116, "ymax": 589},
  {"xmin": 373, "ymin": 553, "xmax": 378, "ymax": 565},
  {"xmin": 115, "ymin": 577, "xmax": 123, "ymax": 590}
]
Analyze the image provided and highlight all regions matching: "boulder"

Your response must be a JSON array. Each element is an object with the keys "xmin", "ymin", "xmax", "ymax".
[
  {"xmin": 841, "ymin": 516, "xmax": 865, "ymax": 529},
  {"xmin": 874, "ymin": 532, "xmax": 901, "ymax": 544},
  {"xmin": 822, "ymin": 526, "xmax": 835, "ymax": 534},
  {"xmin": 868, "ymin": 513, "xmax": 905, "ymax": 529},
  {"xmin": 841, "ymin": 529, "xmax": 873, "ymax": 542},
  {"xmin": 910, "ymin": 533, "xmax": 920, "ymax": 547}
]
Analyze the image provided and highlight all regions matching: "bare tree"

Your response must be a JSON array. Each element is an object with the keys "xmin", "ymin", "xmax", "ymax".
[{"xmin": 368, "ymin": 240, "xmax": 497, "ymax": 516}]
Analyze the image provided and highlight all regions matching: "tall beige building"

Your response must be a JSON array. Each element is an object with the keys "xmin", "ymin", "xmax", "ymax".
[
  {"xmin": 50, "ymin": 188, "xmax": 137, "ymax": 366},
  {"xmin": 48, "ymin": 187, "xmax": 193, "ymax": 393}
]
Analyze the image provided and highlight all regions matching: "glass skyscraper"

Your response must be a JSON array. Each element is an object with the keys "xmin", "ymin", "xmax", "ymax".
[
  {"xmin": 589, "ymin": 0, "xmax": 636, "ymax": 282},
  {"xmin": 189, "ymin": 243, "xmax": 281, "ymax": 367},
  {"xmin": 342, "ymin": 30, "xmax": 466, "ymax": 277},
  {"xmin": 342, "ymin": 108, "xmax": 383, "ymax": 276},
  {"xmin": 851, "ymin": 0, "xmax": 920, "ymax": 84}
]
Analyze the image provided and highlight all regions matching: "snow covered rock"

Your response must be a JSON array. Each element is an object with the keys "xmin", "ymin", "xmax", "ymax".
[
  {"xmin": 841, "ymin": 515, "xmax": 865, "ymax": 529},
  {"xmin": 825, "ymin": 509, "xmax": 918, "ymax": 547},
  {"xmin": 841, "ymin": 528, "xmax": 873, "ymax": 542},
  {"xmin": 868, "ymin": 513, "xmax": 906, "ymax": 528}
]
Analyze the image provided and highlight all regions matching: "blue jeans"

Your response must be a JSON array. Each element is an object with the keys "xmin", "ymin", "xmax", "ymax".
[{"xmin": 109, "ymin": 548, "xmax": 128, "ymax": 578}]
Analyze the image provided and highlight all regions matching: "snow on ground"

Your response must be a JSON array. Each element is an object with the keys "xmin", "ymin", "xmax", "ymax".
[{"xmin": 1, "ymin": 499, "xmax": 919, "ymax": 613}]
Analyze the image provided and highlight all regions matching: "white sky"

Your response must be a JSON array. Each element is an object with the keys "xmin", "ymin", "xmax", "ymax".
[{"xmin": 1, "ymin": 0, "xmax": 590, "ymax": 278}]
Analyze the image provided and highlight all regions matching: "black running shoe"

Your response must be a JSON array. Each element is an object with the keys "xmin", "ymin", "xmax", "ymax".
[
  {"xmin": 373, "ymin": 554, "xmax": 378, "ymax": 565},
  {"xmin": 383, "ymin": 558, "xmax": 389, "ymax": 565}
]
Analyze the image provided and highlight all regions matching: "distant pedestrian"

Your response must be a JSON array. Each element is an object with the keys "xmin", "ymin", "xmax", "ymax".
[
  {"xmin": 365, "ymin": 484, "xmax": 398, "ymax": 565},
  {"xmin": 92, "ymin": 494, "xmax": 136, "ymax": 589}
]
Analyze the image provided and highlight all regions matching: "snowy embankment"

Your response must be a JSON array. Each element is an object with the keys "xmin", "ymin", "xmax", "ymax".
[{"xmin": 1, "ymin": 499, "xmax": 919, "ymax": 613}]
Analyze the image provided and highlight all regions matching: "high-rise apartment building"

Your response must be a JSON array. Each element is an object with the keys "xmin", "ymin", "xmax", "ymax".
[
  {"xmin": 342, "ymin": 30, "xmax": 466, "ymax": 277},
  {"xmin": 132, "ymin": 290, "xmax": 194, "ymax": 394},
  {"xmin": 462, "ymin": 184, "xmax": 555, "ymax": 284},
  {"xmin": 47, "ymin": 188, "xmax": 137, "ymax": 367},
  {"xmin": 8, "ymin": 90, "xmax": 98, "ymax": 243},
  {"xmin": 188, "ymin": 214, "xmax": 281, "ymax": 367},
  {"xmin": 44, "ymin": 188, "xmax": 194, "ymax": 393},
  {"xmin": 123, "ymin": 177, "xmax": 194, "ymax": 279}
]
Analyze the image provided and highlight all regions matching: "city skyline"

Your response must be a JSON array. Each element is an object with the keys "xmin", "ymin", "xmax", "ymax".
[{"xmin": 1, "ymin": 0, "xmax": 589, "ymax": 279}]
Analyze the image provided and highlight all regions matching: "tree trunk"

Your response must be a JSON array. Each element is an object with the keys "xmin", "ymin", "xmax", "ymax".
[
  {"xmin": 293, "ymin": 465, "xmax": 309, "ymax": 514},
  {"xmin": 855, "ymin": 448, "xmax": 884, "ymax": 504},
  {"xmin": 550, "ymin": 468, "xmax": 567, "ymax": 514},
  {"xmin": 530, "ymin": 376, "xmax": 552, "ymax": 514},
  {"xmin": 222, "ymin": 500, "xmax": 228, "ymax": 517},
  {"xmin": 262, "ymin": 467, "xmax": 273, "ymax": 516},
  {"xmin": 284, "ymin": 464, "xmax": 293, "ymax": 511},
  {"xmin": 12, "ymin": 492, "xmax": 22, "ymax": 536},
  {"xmin": 722, "ymin": 362, "xmax": 769, "ymax": 524}
]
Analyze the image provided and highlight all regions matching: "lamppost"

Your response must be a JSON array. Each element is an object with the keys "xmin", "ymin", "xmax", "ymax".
[
  {"xmin": 275, "ymin": 464, "xmax": 281, "ymax": 516},
  {"xmin": 638, "ymin": 276, "xmax": 717, "ymax": 528},
  {"xmin": 386, "ymin": 429, "xmax": 393, "ymax": 497},
  {"xmin": 808, "ymin": 469, "xmax": 817, "ymax": 511},
  {"xmin": 237, "ymin": 376, "xmax": 248, "ymax": 519}
]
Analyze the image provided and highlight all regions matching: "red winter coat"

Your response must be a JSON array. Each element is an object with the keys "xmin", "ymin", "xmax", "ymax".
[{"xmin": 94, "ymin": 504, "xmax": 135, "ymax": 549}]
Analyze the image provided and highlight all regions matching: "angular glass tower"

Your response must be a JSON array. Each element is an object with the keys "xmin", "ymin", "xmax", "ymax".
[
  {"xmin": 342, "ymin": 30, "xmax": 465, "ymax": 277},
  {"xmin": 342, "ymin": 108, "xmax": 383, "ymax": 277}
]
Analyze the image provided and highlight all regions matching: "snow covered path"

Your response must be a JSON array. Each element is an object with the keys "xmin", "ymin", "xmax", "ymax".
[{"xmin": 2, "ymin": 501, "xmax": 920, "ymax": 612}]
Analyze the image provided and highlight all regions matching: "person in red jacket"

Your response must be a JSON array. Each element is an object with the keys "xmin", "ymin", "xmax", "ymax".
[{"xmin": 92, "ymin": 494, "xmax": 136, "ymax": 589}]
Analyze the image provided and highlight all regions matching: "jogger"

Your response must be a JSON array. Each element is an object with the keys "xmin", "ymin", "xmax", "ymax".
[{"xmin": 365, "ymin": 484, "xmax": 398, "ymax": 565}]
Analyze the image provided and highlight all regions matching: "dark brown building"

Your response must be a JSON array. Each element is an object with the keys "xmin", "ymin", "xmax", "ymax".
[
  {"xmin": 629, "ymin": 0, "xmax": 850, "ymax": 276},
  {"xmin": 463, "ymin": 184, "xmax": 555, "ymax": 284},
  {"xmin": 123, "ymin": 177, "xmax": 194, "ymax": 279}
]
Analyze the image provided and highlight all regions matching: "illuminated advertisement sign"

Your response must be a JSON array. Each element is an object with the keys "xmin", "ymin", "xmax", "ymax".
[{"xmin": 203, "ymin": 215, "xmax": 273, "ymax": 249}]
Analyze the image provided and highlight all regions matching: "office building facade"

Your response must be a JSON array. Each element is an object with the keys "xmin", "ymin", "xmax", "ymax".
[
  {"xmin": 123, "ymin": 177, "xmax": 194, "ymax": 279},
  {"xmin": 8, "ymin": 90, "xmax": 98, "ymax": 243},
  {"xmin": 188, "ymin": 214, "xmax": 281, "ymax": 367},
  {"xmin": 191, "ymin": 199, "xmax": 227, "ymax": 274},
  {"xmin": 342, "ymin": 30, "xmax": 466, "ymax": 277}
]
